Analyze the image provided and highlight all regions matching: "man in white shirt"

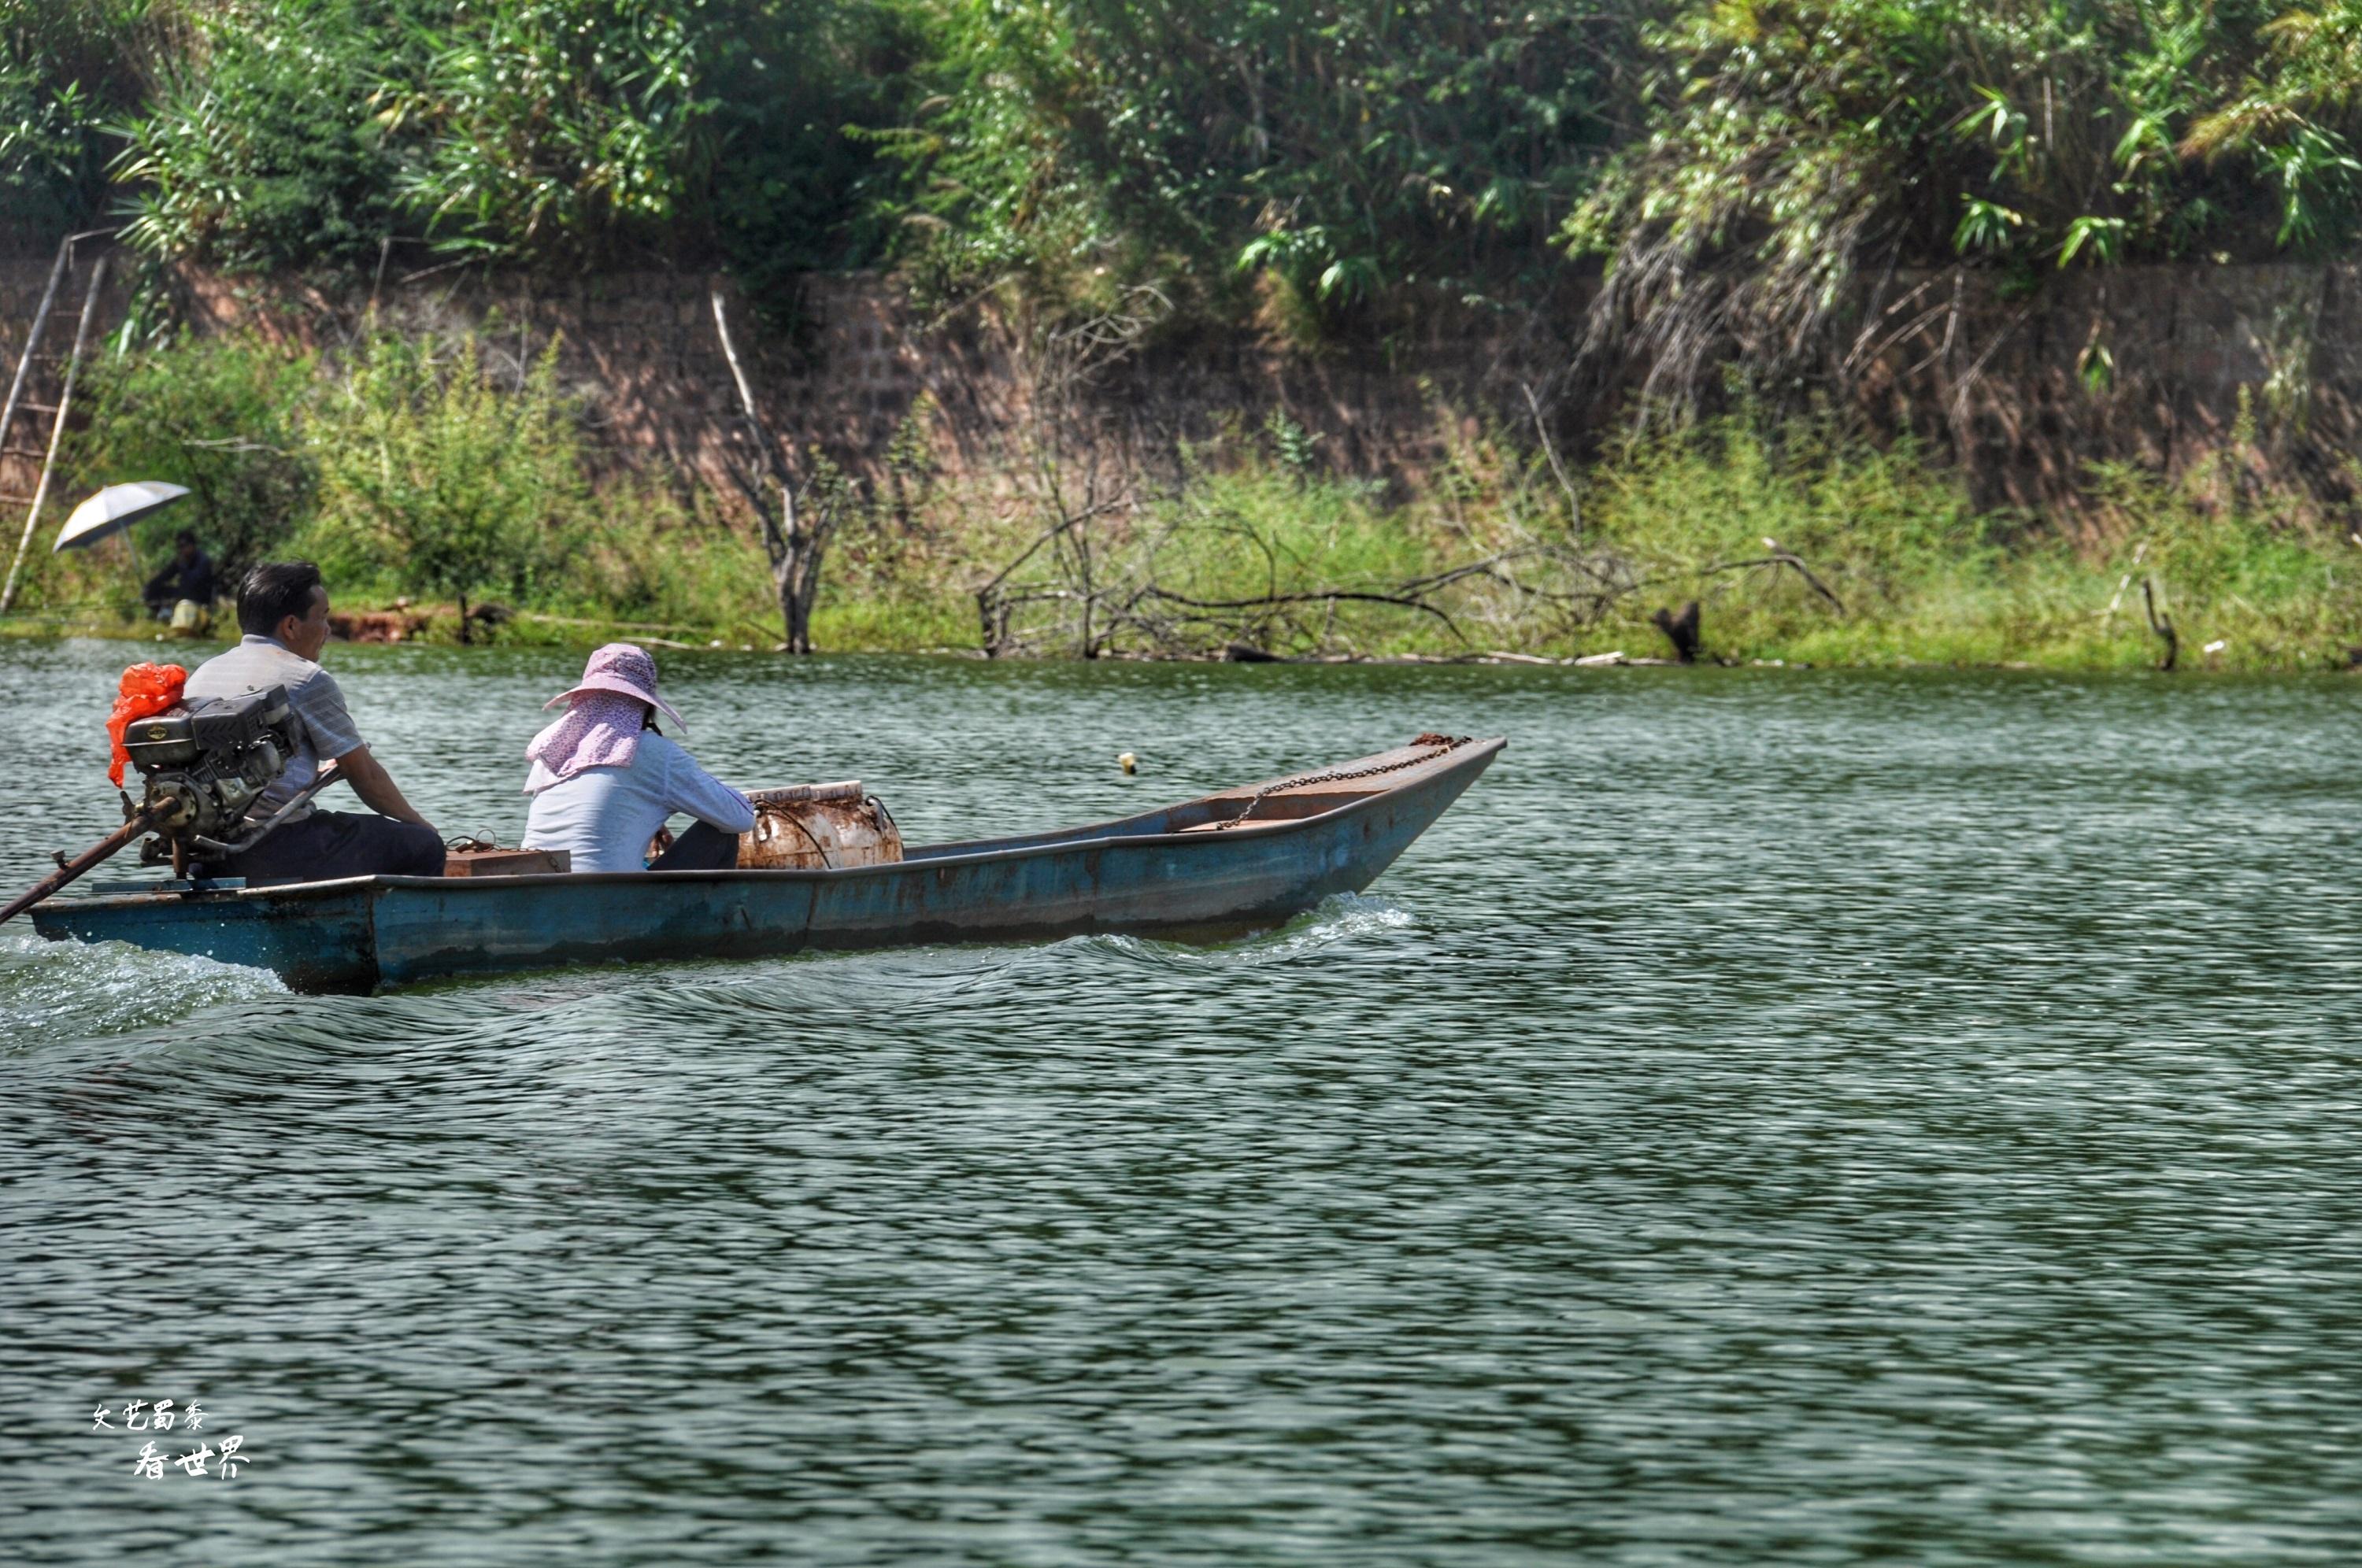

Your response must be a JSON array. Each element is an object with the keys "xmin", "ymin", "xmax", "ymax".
[{"xmin": 184, "ymin": 562, "xmax": 445, "ymax": 886}]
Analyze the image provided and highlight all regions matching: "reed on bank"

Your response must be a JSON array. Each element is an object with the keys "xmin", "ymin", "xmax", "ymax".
[{"xmin": 16, "ymin": 343, "xmax": 2361, "ymax": 672}]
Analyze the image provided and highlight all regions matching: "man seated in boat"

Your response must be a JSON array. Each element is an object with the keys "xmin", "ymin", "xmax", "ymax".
[
  {"xmin": 519, "ymin": 643, "xmax": 756, "ymax": 872},
  {"xmin": 185, "ymin": 561, "xmax": 446, "ymax": 885}
]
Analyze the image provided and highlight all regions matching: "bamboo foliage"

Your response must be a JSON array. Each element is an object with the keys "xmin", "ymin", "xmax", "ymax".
[
  {"xmin": 15, "ymin": 2, "xmax": 2362, "ymax": 336},
  {"xmin": 1566, "ymin": 0, "xmax": 2362, "ymax": 412}
]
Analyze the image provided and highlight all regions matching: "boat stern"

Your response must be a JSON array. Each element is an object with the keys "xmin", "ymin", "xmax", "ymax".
[{"xmin": 30, "ymin": 880, "xmax": 381, "ymax": 994}]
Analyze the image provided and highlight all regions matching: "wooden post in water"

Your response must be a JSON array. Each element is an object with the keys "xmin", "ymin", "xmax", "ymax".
[
  {"xmin": 1651, "ymin": 600, "xmax": 1702, "ymax": 664},
  {"xmin": 2142, "ymin": 576, "xmax": 2178, "ymax": 671}
]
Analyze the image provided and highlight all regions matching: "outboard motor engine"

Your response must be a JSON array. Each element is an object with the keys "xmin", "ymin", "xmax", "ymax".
[
  {"xmin": 1, "ymin": 676, "xmax": 322, "ymax": 924},
  {"xmin": 120, "ymin": 686, "xmax": 302, "ymax": 864}
]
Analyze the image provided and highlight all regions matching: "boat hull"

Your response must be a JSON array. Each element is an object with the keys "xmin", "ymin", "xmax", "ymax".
[{"xmin": 32, "ymin": 738, "xmax": 1501, "ymax": 993}]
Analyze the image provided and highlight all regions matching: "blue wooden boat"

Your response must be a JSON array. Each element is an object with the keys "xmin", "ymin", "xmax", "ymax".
[{"xmin": 28, "ymin": 736, "xmax": 1504, "ymax": 993}]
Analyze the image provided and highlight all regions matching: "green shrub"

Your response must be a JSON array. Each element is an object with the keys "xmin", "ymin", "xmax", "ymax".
[
  {"xmin": 302, "ymin": 332, "xmax": 591, "ymax": 623},
  {"xmin": 69, "ymin": 333, "xmax": 320, "ymax": 581},
  {"xmin": 568, "ymin": 495, "xmax": 779, "ymax": 631},
  {"xmin": 0, "ymin": 0, "xmax": 161, "ymax": 240},
  {"xmin": 1564, "ymin": 1, "xmax": 2362, "ymax": 405},
  {"xmin": 383, "ymin": 0, "xmax": 716, "ymax": 259},
  {"xmin": 2186, "ymin": 2, "xmax": 2362, "ymax": 246},
  {"xmin": 113, "ymin": 0, "xmax": 911, "ymax": 278},
  {"xmin": 1579, "ymin": 413, "xmax": 2000, "ymax": 657},
  {"xmin": 879, "ymin": 0, "xmax": 1630, "ymax": 316},
  {"xmin": 117, "ymin": 1, "xmax": 408, "ymax": 272},
  {"xmin": 666, "ymin": 0, "xmax": 917, "ymax": 300}
]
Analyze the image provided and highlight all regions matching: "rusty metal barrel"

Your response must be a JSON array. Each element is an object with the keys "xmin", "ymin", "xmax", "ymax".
[{"xmin": 737, "ymin": 781, "xmax": 902, "ymax": 871}]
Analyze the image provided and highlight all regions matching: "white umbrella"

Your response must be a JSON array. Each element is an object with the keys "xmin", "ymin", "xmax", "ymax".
[{"xmin": 52, "ymin": 481, "xmax": 190, "ymax": 553}]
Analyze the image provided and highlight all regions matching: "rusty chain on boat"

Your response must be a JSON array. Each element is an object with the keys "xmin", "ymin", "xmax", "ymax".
[{"xmin": 1214, "ymin": 733, "xmax": 1472, "ymax": 830}]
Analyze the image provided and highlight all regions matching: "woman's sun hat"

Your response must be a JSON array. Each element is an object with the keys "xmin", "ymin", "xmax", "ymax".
[{"xmin": 544, "ymin": 642, "xmax": 689, "ymax": 733}]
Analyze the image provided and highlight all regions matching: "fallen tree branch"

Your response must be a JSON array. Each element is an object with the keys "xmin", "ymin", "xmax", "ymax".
[
  {"xmin": 1134, "ymin": 586, "xmax": 1469, "ymax": 643},
  {"xmin": 1757, "ymin": 539, "xmax": 1848, "ymax": 614},
  {"xmin": 1396, "ymin": 545, "xmax": 1568, "ymax": 597},
  {"xmin": 976, "ymin": 494, "xmax": 1139, "ymax": 601},
  {"xmin": 1521, "ymin": 383, "xmax": 1583, "ymax": 544},
  {"xmin": 180, "ymin": 437, "xmax": 294, "ymax": 456},
  {"xmin": 1625, "ymin": 552, "xmax": 1847, "ymax": 615}
]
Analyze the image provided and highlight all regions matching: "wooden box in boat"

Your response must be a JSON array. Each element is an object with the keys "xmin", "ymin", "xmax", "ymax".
[{"xmin": 442, "ymin": 846, "xmax": 572, "ymax": 877}]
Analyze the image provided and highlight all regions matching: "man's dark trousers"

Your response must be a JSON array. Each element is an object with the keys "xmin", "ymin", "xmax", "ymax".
[
  {"xmin": 647, "ymin": 821, "xmax": 740, "ymax": 871},
  {"xmin": 213, "ymin": 811, "xmax": 446, "ymax": 886}
]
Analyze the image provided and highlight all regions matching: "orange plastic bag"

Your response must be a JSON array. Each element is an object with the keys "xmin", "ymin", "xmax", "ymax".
[{"xmin": 106, "ymin": 663, "xmax": 187, "ymax": 789}]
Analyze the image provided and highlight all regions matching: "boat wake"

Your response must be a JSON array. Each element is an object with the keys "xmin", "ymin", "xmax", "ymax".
[
  {"xmin": 0, "ymin": 925, "xmax": 287, "ymax": 1054},
  {"xmin": 1235, "ymin": 891, "xmax": 1417, "ymax": 963},
  {"xmin": 439, "ymin": 892, "xmax": 1423, "ymax": 1029},
  {"xmin": 0, "ymin": 888, "xmax": 1419, "ymax": 1053},
  {"xmin": 1067, "ymin": 891, "xmax": 1418, "ymax": 972}
]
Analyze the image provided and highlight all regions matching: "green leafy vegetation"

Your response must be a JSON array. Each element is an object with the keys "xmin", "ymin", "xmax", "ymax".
[
  {"xmin": 1, "ymin": 0, "xmax": 165, "ymax": 238},
  {"xmin": 35, "ymin": 1, "xmax": 905, "ymax": 279},
  {"xmin": 27, "ymin": 331, "xmax": 704, "ymax": 640},
  {"xmin": 13, "ymin": 2, "xmax": 2362, "ymax": 668},
  {"xmin": 117, "ymin": 2, "xmax": 411, "ymax": 272},
  {"xmin": 69, "ymin": 333, "xmax": 320, "ymax": 579},
  {"xmin": 872, "ymin": 1, "xmax": 1630, "ymax": 318},
  {"xmin": 302, "ymin": 335, "xmax": 588, "ymax": 626},
  {"xmin": 1567, "ymin": 1, "xmax": 2362, "ymax": 399},
  {"xmin": 1564, "ymin": 414, "xmax": 2362, "ymax": 671},
  {"xmin": 19, "ymin": 335, "xmax": 2355, "ymax": 672},
  {"xmin": 13, "ymin": 2, "xmax": 2362, "ymax": 304}
]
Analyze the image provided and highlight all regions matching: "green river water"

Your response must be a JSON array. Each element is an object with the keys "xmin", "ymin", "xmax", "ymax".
[{"xmin": 3, "ymin": 638, "xmax": 2359, "ymax": 1563}]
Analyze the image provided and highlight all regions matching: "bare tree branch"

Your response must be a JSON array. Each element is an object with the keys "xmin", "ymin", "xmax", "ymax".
[{"xmin": 1521, "ymin": 383, "xmax": 1583, "ymax": 543}]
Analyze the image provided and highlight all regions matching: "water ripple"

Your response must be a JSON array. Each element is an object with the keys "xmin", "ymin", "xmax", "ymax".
[{"xmin": 4, "ymin": 648, "xmax": 2361, "ymax": 1564}]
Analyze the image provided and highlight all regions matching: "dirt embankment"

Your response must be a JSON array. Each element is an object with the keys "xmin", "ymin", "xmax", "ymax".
[{"xmin": 5, "ymin": 253, "xmax": 2356, "ymax": 523}]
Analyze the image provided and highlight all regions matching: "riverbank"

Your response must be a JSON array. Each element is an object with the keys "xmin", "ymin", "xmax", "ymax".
[
  {"xmin": 7, "ymin": 254, "xmax": 2360, "ymax": 675},
  {"xmin": 17, "ymin": 405, "xmax": 2360, "ymax": 673},
  {"xmin": 12, "ymin": 571, "xmax": 2356, "ymax": 675}
]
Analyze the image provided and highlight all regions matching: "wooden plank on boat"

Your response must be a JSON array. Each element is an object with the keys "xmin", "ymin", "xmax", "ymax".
[{"xmin": 444, "ymin": 847, "xmax": 572, "ymax": 877}]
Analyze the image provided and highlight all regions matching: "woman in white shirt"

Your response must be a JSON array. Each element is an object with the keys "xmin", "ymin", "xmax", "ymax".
[{"xmin": 520, "ymin": 643, "xmax": 755, "ymax": 872}]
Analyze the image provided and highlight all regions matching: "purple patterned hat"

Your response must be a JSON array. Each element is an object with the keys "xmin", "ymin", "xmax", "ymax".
[{"xmin": 543, "ymin": 642, "xmax": 688, "ymax": 733}]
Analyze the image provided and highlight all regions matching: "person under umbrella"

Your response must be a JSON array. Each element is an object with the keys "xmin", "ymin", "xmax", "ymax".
[{"xmin": 142, "ymin": 530, "xmax": 216, "ymax": 626}]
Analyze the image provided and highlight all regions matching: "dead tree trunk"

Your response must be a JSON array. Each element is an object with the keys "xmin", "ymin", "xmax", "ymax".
[
  {"xmin": 779, "ymin": 483, "xmax": 827, "ymax": 656},
  {"xmin": 2142, "ymin": 576, "xmax": 2178, "ymax": 672},
  {"xmin": 1651, "ymin": 600, "xmax": 1702, "ymax": 664},
  {"xmin": 711, "ymin": 288, "xmax": 831, "ymax": 653}
]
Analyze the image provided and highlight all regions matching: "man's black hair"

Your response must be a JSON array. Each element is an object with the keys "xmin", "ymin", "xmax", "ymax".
[
  {"xmin": 238, "ymin": 561, "xmax": 324, "ymax": 638},
  {"xmin": 173, "ymin": 529, "xmax": 198, "ymax": 548}
]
